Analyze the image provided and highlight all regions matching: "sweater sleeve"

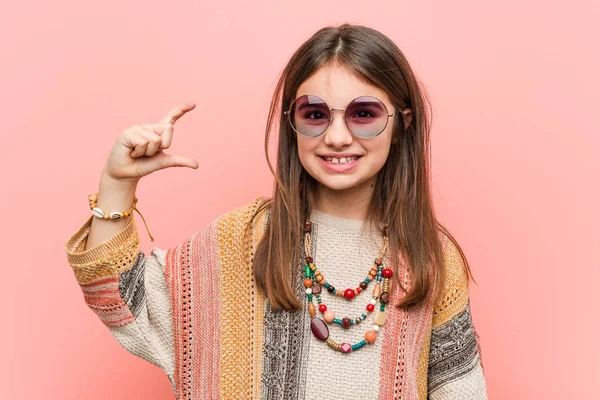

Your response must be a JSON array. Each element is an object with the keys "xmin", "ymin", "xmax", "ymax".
[
  {"xmin": 427, "ymin": 237, "xmax": 488, "ymax": 399},
  {"xmin": 65, "ymin": 215, "xmax": 176, "ymax": 390}
]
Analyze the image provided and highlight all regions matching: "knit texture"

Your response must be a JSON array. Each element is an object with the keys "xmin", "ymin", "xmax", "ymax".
[{"xmin": 65, "ymin": 196, "xmax": 487, "ymax": 399}]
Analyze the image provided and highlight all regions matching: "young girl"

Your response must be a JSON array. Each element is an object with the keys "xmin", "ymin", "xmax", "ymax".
[{"xmin": 65, "ymin": 24, "xmax": 488, "ymax": 400}]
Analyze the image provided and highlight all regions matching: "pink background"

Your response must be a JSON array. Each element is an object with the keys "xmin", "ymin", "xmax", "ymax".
[{"xmin": 1, "ymin": 0, "xmax": 598, "ymax": 399}]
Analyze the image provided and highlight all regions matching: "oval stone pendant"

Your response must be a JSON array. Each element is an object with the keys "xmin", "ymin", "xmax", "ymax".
[{"xmin": 310, "ymin": 318, "xmax": 329, "ymax": 341}]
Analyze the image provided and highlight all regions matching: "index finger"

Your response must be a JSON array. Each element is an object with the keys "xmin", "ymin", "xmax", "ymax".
[{"xmin": 160, "ymin": 102, "xmax": 196, "ymax": 125}]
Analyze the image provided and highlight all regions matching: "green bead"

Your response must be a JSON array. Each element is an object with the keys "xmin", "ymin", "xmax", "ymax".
[{"xmin": 305, "ymin": 265, "xmax": 311, "ymax": 277}]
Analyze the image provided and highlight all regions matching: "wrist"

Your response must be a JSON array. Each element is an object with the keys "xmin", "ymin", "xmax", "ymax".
[{"xmin": 99, "ymin": 171, "xmax": 139, "ymax": 194}]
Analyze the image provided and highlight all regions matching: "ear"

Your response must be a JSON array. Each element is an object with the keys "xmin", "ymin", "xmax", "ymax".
[{"xmin": 402, "ymin": 108, "xmax": 412, "ymax": 129}]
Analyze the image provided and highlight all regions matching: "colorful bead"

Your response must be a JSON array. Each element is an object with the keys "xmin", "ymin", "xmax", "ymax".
[
  {"xmin": 359, "ymin": 281, "xmax": 368, "ymax": 290},
  {"xmin": 382, "ymin": 268, "xmax": 393, "ymax": 278},
  {"xmin": 312, "ymin": 285, "xmax": 322, "ymax": 294},
  {"xmin": 323, "ymin": 310, "xmax": 335, "ymax": 323},
  {"xmin": 340, "ymin": 343, "xmax": 352, "ymax": 353},
  {"xmin": 341, "ymin": 317, "xmax": 351, "ymax": 329},
  {"xmin": 305, "ymin": 288, "xmax": 312, "ymax": 295},
  {"xmin": 365, "ymin": 330, "xmax": 377, "ymax": 344},
  {"xmin": 366, "ymin": 303, "xmax": 375, "ymax": 312},
  {"xmin": 344, "ymin": 288, "xmax": 355, "ymax": 300},
  {"xmin": 310, "ymin": 318, "xmax": 329, "ymax": 341},
  {"xmin": 380, "ymin": 293, "xmax": 390, "ymax": 304},
  {"xmin": 375, "ymin": 257, "xmax": 383, "ymax": 266},
  {"xmin": 352, "ymin": 340, "xmax": 367, "ymax": 350},
  {"xmin": 308, "ymin": 302, "xmax": 316, "ymax": 317},
  {"xmin": 303, "ymin": 221, "xmax": 311, "ymax": 232},
  {"xmin": 306, "ymin": 256, "xmax": 313, "ymax": 263},
  {"xmin": 318, "ymin": 304, "xmax": 327, "ymax": 312},
  {"xmin": 372, "ymin": 283, "xmax": 381, "ymax": 298},
  {"xmin": 382, "ymin": 278, "xmax": 391, "ymax": 292},
  {"xmin": 326, "ymin": 338, "xmax": 341, "ymax": 351},
  {"xmin": 303, "ymin": 279, "xmax": 313, "ymax": 288},
  {"xmin": 327, "ymin": 285, "xmax": 335, "ymax": 293}
]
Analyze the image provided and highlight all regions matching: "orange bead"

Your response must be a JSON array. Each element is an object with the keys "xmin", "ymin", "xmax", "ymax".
[
  {"xmin": 308, "ymin": 302, "xmax": 316, "ymax": 317},
  {"xmin": 372, "ymin": 284, "xmax": 381, "ymax": 298},
  {"xmin": 303, "ymin": 279, "xmax": 313, "ymax": 288},
  {"xmin": 365, "ymin": 330, "xmax": 377, "ymax": 344}
]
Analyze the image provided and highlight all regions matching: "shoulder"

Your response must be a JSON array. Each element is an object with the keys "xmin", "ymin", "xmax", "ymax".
[
  {"xmin": 210, "ymin": 196, "xmax": 270, "ymax": 242},
  {"xmin": 432, "ymin": 227, "xmax": 470, "ymax": 327},
  {"xmin": 214, "ymin": 196, "xmax": 269, "ymax": 227}
]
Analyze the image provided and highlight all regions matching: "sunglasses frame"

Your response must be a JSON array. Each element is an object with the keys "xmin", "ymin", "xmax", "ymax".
[{"xmin": 283, "ymin": 94, "xmax": 403, "ymax": 139}]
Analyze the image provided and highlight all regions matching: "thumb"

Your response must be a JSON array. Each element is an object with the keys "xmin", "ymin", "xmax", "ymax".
[{"xmin": 153, "ymin": 152, "xmax": 199, "ymax": 170}]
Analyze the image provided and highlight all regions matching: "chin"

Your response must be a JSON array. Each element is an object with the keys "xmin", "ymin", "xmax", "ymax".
[{"xmin": 313, "ymin": 174, "xmax": 369, "ymax": 192}]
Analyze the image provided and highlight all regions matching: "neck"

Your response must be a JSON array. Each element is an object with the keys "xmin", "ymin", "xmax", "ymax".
[{"xmin": 313, "ymin": 179, "xmax": 375, "ymax": 220}]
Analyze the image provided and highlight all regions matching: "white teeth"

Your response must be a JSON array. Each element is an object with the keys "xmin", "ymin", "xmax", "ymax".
[{"xmin": 323, "ymin": 156, "xmax": 358, "ymax": 165}]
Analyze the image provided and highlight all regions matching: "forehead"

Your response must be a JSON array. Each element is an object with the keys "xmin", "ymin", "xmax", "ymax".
[{"xmin": 295, "ymin": 64, "xmax": 391, "ymax": 107}]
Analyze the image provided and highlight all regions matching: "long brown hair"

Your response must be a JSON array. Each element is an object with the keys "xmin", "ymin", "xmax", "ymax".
[{"xmin": 249, "ymin": 23, "xmax": 475, "ymax": 311}]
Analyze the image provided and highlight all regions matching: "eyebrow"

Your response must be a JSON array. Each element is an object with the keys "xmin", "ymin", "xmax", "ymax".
[{"xmin": 296, "ymin": 102, "xmax": 327, "ymax": 111}]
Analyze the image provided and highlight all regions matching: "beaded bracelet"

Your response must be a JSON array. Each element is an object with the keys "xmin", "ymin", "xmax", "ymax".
[{"xmin": 88, "ymin": 192, "xmax": 155, "ymax": 242}]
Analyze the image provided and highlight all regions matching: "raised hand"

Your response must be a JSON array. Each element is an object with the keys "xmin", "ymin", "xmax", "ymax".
[{"xmin": 102, "ymin": 102, "xmax": 199, "ymax": 183}]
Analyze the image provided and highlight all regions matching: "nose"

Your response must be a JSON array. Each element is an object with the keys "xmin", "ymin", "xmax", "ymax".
[{"xmin": 323, "ymin": 109, "xmax": 353, "ymax": 148}]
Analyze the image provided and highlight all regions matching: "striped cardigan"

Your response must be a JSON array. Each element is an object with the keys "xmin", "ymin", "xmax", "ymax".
[{"xmin": 65, "ymin": 196, "xmax": 487, "ymax": 399}]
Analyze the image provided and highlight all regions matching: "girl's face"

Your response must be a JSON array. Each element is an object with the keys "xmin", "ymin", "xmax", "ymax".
[{"xmin": 295, "ymin": 64, "xmax": 408, "ymax": 196}]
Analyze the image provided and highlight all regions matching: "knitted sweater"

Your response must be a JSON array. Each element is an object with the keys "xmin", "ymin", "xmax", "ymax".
[{"xmin": 65, "ymin": 196, "xmax": 487, "ymax": 399}]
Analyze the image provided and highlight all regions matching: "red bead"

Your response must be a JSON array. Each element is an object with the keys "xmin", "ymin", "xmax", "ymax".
[
  {"xmin": 318, "ymin": 304, "xmax": 327, "ymax": 312},
  {"xmin": 356, "ymin": 287, "xmax": 362, "ymax": 293},
  {"xmin": 366, "ymin": 303, "xmax": 375, "ymax": 312},
  {"xmin": 306, "ymin": 256, "xmax": 313, "ymax": 263},
  {"xmin": 340, "ymin": 342, "xmax": 352, "ymax": 353},
  {"xmin": 382, "ymin": 268, "xmax": 393, "ymax": 278},
  {"xmin": 344, "ymin": 288, "xmax": 355, "ymax": 300}
]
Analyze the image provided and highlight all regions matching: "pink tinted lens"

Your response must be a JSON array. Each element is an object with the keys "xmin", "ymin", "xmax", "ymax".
[
  {"xmin": 290, "ymin": 95, "xmax": 331, "ymax": 137},
  {"xmin": 345, "ymin": 96, "xmax": 389, "ymax": 138}
]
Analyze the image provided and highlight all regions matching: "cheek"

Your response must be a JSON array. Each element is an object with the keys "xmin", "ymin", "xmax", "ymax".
[
  {"xmin": 362, "ymin": 136, "xmax": 391, "ymax": 162},
  {"xmin": 296, "ymin": 137, "xmax": 317, "ymax": 165}
]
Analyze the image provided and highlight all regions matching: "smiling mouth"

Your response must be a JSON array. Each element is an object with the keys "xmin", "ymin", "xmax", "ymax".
[{"xmin": 320, "ymin": 156, "xmax": 361, "ymax": 165}]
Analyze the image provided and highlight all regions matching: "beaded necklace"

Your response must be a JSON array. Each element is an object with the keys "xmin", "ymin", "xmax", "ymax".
[{"xmin": 302, "ymin": 219, "xmax": 393, "ymax": 353}]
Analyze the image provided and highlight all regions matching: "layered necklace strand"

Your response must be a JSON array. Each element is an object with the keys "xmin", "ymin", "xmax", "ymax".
[{"xmin": 303, "ymin": 219, "xmax": 394, "ymax": 353}]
